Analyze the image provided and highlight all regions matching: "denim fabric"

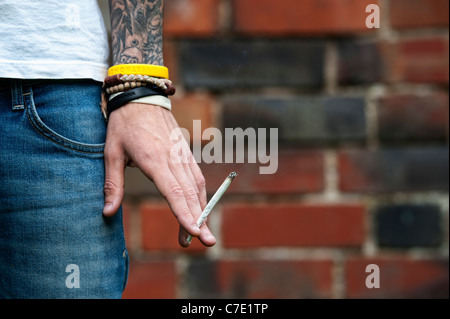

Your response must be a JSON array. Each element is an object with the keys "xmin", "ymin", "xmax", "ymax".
[{"xmin": 0, "ymin": 79, "xmax": 128, "ymax": 299}]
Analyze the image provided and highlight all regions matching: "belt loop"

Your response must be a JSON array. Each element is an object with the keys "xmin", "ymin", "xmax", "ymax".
[{"xmin": 11, "ymin": 79, "xmax": 24, "ymax": 111}]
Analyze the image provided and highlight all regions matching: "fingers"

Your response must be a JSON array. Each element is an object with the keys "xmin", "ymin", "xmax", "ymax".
[
  {"xmin": 164, "ymin": 114, "xmax": 215, "ymax": 246},
  {"xmin": 103, "ymin": 146, "xmax": 126, "ymax": 217},
  {"xmin": 105, "ymin": 105, "xmax": 216, "ymax": 248},
  {"xmin": 140, "ymin": 153, "xmax": 215, "ymax": 247},
  {"xmin": 178, "ymin": 156, "xmax": 216, "ymax": 246},
  {"xmin": 169, "ymin": 162, "xmax": 216, "ymax": 247},
  {"xmin": 149, "ymin": 164, "xmax": 202, "ymax": 242},
  {"xmin": 189, "ymin": 158, "xmax": 208, "ymax": 209}
]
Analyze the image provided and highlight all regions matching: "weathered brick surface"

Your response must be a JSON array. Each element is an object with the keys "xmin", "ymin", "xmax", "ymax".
[
  {"xmin": 382, "ymin": 38, "xmax": 449, "ymax": 84},
  {"xmin": 180, "ymin": 40, "xmax": 325, "ymax": 90},
  {"xmin": 140, "ymin": 202, "xmax": 207, "ymax": 252},
  {"xmin": 172, "ymin": 92, "xmax": 217, "ymax": 144},
  {"xmin": 233, "ymin": 0, "xmax": 379, "ymax": 35},
  {"xmin": 186, "ymin": 259, "xmax": 334, "ymax": 299},
  {"xmin": 338, "ymin": 41, "xmax": 384, "ymax": 85},
  {"xmin": 121, "ymin": 0, "xmax": 450, "ymax": 299},
  {"xmin": 389, "ymin": 0, "xmax": 449, "ymax": 29},
  {"xmin": 164, "ymin": 0, "xmax": 220, "ymax": 37},
  {"xmin": 346, "ymin": 258, "xmax": 449, "ymax": 298},
  {"xmin": 339, "ymin": 148, "xmax": 449, "ymax": 193},
  {"xmin": 375, "ymin": 205, "xmax": 443, "ymax": 248},
  {"xmin": 122, "ymin": 261, "xmax": 178, "ymax": 299},
  {"xmin": 378, "ymin": 93, "xmax": 449, "ymax": 143},
  {"xmin": 221, "ymin": 95, "xmax": 367, "ymax": 145},
  {"xmin": 222, "ymin": 203, "xmax": 366, "ymax": 248},
  {"xmin": 199, "ymin": 150, "xmax": 325, "ymax": 195}
]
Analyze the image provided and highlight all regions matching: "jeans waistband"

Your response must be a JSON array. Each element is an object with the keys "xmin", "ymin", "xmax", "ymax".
[
  {"xmin": 1, "ymin": 78, "xmax": 102, "ymax": 111},
  {"xmin": 11, "ymin": 79, "xmax": 27, "ymax": 110},
  {"xmin": 0, "ymin": 78, "xmax": 45, "ymax": 88},
  {"xmin": 0, "ymin": 79, "xmax": 38, "ymax": 111}
]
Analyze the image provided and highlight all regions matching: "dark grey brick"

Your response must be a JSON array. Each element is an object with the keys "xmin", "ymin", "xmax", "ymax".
[
  {"xmin": 185, "ymin": 259, "xmax": 221, "ymax": 299},
  {"xmin": 124, "ymin": 167, "xmax": 159, "ymax": 197},
  {"xmin": 338, "ymin": 40, "xmax": 384, "ymax": 85},
  {"xmin": 180, "ymin": 39, "xmax": 325, "ymax": 90},
  {"xmin": 376, "ymin": 205, "xmax": 443, "ymax": 248},
  {"xmin": 340, "ymin": 148, "xmax": 450, "ymax": 193},
  {"xmin": 378, "ymin": 93, "xmax": 449, "ymax": 143},
  {"xmin": 221, "ymin": 95, "xmax": 366, "ymax": 145}
]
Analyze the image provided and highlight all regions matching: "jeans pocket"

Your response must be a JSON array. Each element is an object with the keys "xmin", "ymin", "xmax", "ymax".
[{"xmin": 25, "ymin": 81, "xmax": 106, "ymax": 156}]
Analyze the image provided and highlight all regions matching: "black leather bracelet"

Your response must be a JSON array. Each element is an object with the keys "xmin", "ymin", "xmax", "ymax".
[{"xmin": 107, "ymin": 86, "xmax": 167, "ymax": 117}]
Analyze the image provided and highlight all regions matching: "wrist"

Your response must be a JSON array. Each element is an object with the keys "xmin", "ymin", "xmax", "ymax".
[{"xmin": 101, "ymin": 63, "xmax": 176, "ymax": 120}]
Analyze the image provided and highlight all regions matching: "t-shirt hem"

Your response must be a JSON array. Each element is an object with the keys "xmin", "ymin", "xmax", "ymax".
[{"xmin": 0, "ymin": 60, "xmax": 109, "ymax": 83}]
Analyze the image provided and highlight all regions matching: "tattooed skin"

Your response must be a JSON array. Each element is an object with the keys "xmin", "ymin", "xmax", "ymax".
[{"xmin": 109, "ymin": 0, "xmax": 164, "ymax": 66}]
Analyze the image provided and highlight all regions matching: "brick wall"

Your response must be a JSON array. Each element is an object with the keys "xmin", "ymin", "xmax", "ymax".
[{"xmin": 118, "ymin": 0, "xmax": 449, "ymax": 299}]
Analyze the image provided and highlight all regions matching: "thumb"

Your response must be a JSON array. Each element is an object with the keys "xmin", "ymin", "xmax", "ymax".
[{"xmin": 103, "ymin": 152, "xmax": 126, "ymax": 217}]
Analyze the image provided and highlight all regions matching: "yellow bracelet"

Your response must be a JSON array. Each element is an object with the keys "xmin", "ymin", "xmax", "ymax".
[{"xmin": 108, "ymin": 64, "xmax": 169, "ymax": 79}]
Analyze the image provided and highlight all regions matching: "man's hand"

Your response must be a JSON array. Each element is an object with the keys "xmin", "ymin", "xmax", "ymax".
[
  {"xmin": 105, "ymin": 0, "xmax": 212, "ymax": 247},
  {"xmin": 102, "ymin": 103, "xmax": 216, "ymax": 248}
]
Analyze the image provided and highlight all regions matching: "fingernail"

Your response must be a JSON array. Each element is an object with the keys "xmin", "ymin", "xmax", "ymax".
[{"xmin": 103, "ymin": 203, "xmax": 114, "ymax": 216}]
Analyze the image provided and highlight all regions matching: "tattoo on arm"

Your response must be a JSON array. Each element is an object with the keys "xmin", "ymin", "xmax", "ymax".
[{"xmin": 109, "ymin": 0, "xmax": 164, "ymax": 66}]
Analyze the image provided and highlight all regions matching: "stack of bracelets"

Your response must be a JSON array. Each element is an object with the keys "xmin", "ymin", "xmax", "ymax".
[{"xmin": 101, "ymin": 64, "xmax": 176, "ymax": 120}]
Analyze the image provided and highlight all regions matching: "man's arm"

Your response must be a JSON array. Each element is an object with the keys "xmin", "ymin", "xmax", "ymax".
[
  {"xmin": 104, "ymin": 0, "xmax": 216, "ymax": 248},
  {"xmin": 109, "ymin": 0, "xmax": 163, "ymax": 65}
]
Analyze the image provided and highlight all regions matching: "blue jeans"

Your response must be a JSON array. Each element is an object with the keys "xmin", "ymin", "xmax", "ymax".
[{"xmin": 0, "ymin": 79, "xmax": 128, "ymax": 299}]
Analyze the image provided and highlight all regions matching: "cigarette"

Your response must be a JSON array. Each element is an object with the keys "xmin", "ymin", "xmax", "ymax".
[{"xmin": 186, "ymin": 172, "xmax": 237, "ymax": 243}]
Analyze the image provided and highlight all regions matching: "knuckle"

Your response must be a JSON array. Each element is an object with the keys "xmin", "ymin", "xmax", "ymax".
[
  {"xmin": 103, "ymin": 179, "xmax": 120, "ymax": 195},
  {"xmin": 167, "ymin": 183, "xmax": 184, "ymax": 198},
  {"xmin": 185, "ymin": 188, "xmax": 199, "ymax": 201},
  {"xmin": 197, "ymin": 174, "xmax": 206, "ymax": 189},
  {"xmin": 104, "ymin": 144, "xmax": 120, "ymax": 160}
]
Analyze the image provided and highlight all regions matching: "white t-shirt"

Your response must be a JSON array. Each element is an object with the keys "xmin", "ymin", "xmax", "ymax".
[{"xmin": 0, "ymin": 0, "xmax": 109, "ymax": 82}]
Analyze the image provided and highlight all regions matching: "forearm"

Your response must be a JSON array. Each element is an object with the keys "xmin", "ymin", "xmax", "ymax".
[{"xmin": 108, "ymin": 0, "xmax": 164, "ymax": 66}]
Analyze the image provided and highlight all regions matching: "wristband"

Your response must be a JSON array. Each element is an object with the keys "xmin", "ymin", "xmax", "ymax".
[
  {"xmin": 107, "ymin": 86, "xmax": 167, "ymax": 116},
  {"xmin": 109, "ymin": 92, "xmax": 172, "ymax": 111},
  {"xmin": 131, "ymin": 95, "xmax": 172, "ymax": 111},
  {"xmin": 108, "ymin": 64, "xmax": 169, "ymax": 79}
]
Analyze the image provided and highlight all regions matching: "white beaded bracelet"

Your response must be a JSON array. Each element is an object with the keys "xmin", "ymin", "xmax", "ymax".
[{"xmin": 120, "ymin": 74, "xmax": 172, "ymax": 91}]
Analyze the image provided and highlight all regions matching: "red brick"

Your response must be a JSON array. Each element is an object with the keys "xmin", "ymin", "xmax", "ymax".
[
  {"xmin": 216, "ymin": 260, "xmax": 334, "ymax": 298},
  {"xmin": 122, "ymin": 261, "xmax": 177, "ymax": 299},
  {"xmin": 390, "ymin": 0, "xmax": 449, "ymax": 29},
  {"xmin": 222, "ymin": 203, "xmax": 366, "ymax": 248},
  {"xmin": 233, "ymin": 0, "xmax": 379, "ymax": 35},
  {"xmin": 200, "ymin": 150, "xmax": 325, "ymax": 195},
  {"xmin": 401, "ymin": 38, "xmax": 449, "ymax": 83},
  {"xmin": 163, "ymin": 40, "xmax": 179, "ymax": 84},
  {"xmin": 164, "ymin": 0, "xmax": 220, "ymax": 37},
  {"xmin": 171, "ymin": 93, "xmax": 217, "ymax": 146},
  {"xmin": 345, "ymin": 257, "xmax": 449, "ymax": 298},
  {"xmin": 382, "ymin": 38, "xmax": 449, "ymax": 84},
  {"xmin": 140, "ymin": 202, "xmax": 207, "ymax": 252}
]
